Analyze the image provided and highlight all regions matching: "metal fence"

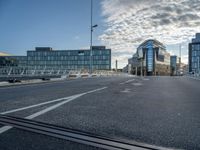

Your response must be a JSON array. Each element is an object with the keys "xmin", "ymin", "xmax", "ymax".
[{"xmin": 0, "ymin": 66, "xmax": 128, "ymax": 82}]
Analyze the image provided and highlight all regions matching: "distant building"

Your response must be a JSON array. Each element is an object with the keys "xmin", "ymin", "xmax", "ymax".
[
  {"xmin": 136, "ymin": 39, "xmax": 171, "ymax": 76},
  {"xmin": 0, "ymin": 46, "xmax": 111, "ymax": 71},
  {"xmin": 170, "ymin": 56, "xmax": 180, "ymax": 76},
  {"xmin": 122, "ymin": 65, "xmax": 128, "ymax": 73},
  {"xmin": 1, "ymin": 56, "xmax": 27, "ymax": 67},
  {"xmin": 127, "ymin": 53, "xmax": 140, "ymax": 75},
  {"xmin": 127, "ymin": 39, "xmax": 171, "ymax": 76},
  {"xmin": 27, "ymin": 46, "xmax": 111, "ymax": 70},
  {"xmin": 189, "ymin": 33, "xmax": 200, "ymax": 74}
]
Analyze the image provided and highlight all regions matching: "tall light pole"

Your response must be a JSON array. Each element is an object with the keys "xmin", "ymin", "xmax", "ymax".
[
  {"xmin": 90, "ymin": 0, "xmax": 98, "ymax": 75},
  {"xmin": 115, "ymin": 60, "xmax": 118, "ymax": 72},
  {"xmin": 197, "ymin": 56, "xmax": 200, "ymax": 75},
  {"xmin": 179, "ymin": 44, "xmax": 182, "ymax": 75}
]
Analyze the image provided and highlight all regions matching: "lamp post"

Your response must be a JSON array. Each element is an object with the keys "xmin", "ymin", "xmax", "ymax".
[
  {"xmin": 179, "ymin": 44, "xmax": 182, "ymax": 76},
  {"xmin": 198, "ymin": 56, "xmax": 200, "ymax": 76},
  {"xmin": 90, "ymin": 0, "xmax": 98, "ymax": 75}
]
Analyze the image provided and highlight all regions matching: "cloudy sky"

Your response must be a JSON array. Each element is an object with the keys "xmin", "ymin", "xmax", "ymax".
[
  {"xmin": 0, "ymin": 0, "xmax": 200, "ymax": 68},
  {"xmin": 100, "ymin": 0, "xmax": 200, "ymax": 67}
]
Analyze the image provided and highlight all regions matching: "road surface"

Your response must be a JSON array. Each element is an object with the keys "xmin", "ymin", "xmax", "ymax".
[{"xmin": 0, "ymin": 76, "xmax": 200, "ymax": 150}]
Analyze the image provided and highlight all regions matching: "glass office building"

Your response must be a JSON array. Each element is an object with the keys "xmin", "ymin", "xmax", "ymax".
[
  {"xmin": 27, "ymin": 46, "xmax": 111, "ymax": 71},
  {"xmin": 0, "ymin": 56, "xmax": 27, "ymax": 67},
  {"xmin": 137, "ymin": 39, "xmax": 171, "ymax": 76},
  {"xmin": 189, "ymin": 33, "xmax": 200, "ymax": 74},
  {"xmin": 170, "ymin": 56, "xmax": 180, "ymax": 76}
]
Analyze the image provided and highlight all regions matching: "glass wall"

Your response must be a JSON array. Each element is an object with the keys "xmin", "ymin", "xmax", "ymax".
[
  {"xmin": 136, "ymin": 39, "xmax": 171, "ymax": 76},
  {"xmin": 27, "ymin": 47, "xmax": 111, "ymax": 71},
  {"xmin": 147, "ymin": 41, "xmax": 153, "ymax": 72}
]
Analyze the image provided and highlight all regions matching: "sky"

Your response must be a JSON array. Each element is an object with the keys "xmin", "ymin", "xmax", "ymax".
[{"xmin": 1, "ymin": 0, "xmax": 200, "ymax": 68}]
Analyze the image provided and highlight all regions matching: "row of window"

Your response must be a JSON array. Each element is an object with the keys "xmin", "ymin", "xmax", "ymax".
[
  {"xmin": 27, "ymin": 50, "xmax": 111, "ymax": 57},
  {"xmin": 28, "ymin": 65, "xmax": 110, "ymax": 70},
  {"xmin": 28, "ymin": 60, "xmax": 110, "ymax": 65},
  {"xmin": 192, "ymin": 63, "xmax": 200, "ymax": 69},
  {"xmin": 27, "ymin": 55, "xmax": 110, "ymax": 61},
  {"xmin": 191, "ymin": 56, "xmax": 200, "ymax": 62},
  {"xmin": 192, "ymin": 44, "xmax": 200, "ymax": 51},
  {"xmin": 192, "ymin": 50, "xmax": 200, "ymax": 57}
]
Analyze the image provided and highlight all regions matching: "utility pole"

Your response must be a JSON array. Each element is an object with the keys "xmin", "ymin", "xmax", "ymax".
[
  {"xmin": 198, "ymin": 56, "xmax": 200, "ymax": 75},
  {"xmin": 140, "ymin": 59, "xmax": 143, "ymax": 76},
  {"xmin": 115, "ymin": 60, "xmax": 118, "ymax": 72},
  {"xmin": 89, "ymin": 0, "xmax": 98, "ymax": 75},
  {"xmin": 179, "ymin": 44, "xmax": 182, "ymax": 76},
  {"xmin": 90, "ymin": 0, "xmax": 93, "ymax": 75}
]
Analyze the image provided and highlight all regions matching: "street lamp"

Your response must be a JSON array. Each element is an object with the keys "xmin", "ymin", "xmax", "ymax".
[
  {"xmin": 90, "ymin": 0, "xmax": 98, "ymax": 75},
  {"xmin": 197, "ymin": 56, "xmax": 200, "ymax": 76}
]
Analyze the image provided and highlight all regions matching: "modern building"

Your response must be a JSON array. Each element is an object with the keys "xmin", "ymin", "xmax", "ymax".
[
  {"xmin": 189, "ymin": 33, "xmax": 200, "ymax": 74},
  {"xmin": 0, "ymin": 56, "xmax": 27, "ymax": 68},
  {"xmin": 127, "ymin": 39, "xmax": 171, "ymax": 76},
  {"xmin": 127, "ymin": 53, "xmax": 140, "ymax": 75},
  {"xmin": 27, "ymin": 46, "xmax": 111, "ymax": 70},
  {"xmin": 137, "ymin": 39, "xmax": 171, "ymax": 76},
  {"xmin": 170, "ymin": 55, "xmax": 180, "ymax": 76},
  {"xmin": 0, "ymin": 46, "xmax": 111, "ymax": 71}
]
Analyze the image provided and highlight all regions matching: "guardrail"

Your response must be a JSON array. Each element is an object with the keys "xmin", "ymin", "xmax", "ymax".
[{"xmin": 0, "ymin": 66, "xmax": 129, "ymax": 82}]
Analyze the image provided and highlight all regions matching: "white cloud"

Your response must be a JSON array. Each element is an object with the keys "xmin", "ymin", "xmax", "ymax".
[
  {"xmin": 182, "ymin": 55, "xmax": 188, "ymax": 64},
  {"xmin": 100, "ymin": 0, "xmax": 200, "ymax": 68}
]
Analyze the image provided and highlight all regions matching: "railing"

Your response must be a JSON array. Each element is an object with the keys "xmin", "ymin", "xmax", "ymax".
[
  {"xmin": 0, "ymin": 66, "xmax": 129, "ymax": 82},
  {"xmin": 0, "ymin": 66, "xmax": 71, "ymax": 76}
]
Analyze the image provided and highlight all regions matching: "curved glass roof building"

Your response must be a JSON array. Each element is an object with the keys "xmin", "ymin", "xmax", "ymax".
[{"xmin": 136, "ymin": 39, "xmax": 170, "ymax": 76}]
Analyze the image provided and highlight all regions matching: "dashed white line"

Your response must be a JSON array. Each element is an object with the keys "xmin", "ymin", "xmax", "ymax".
[
  {"xmin": 0, "ymin": 87, "xmax": 107, "ymax": 134},
  {"xmin": 132, "ymin": 83, "xmax": 143, "ymax": 86},
  {"xmin": 142, "ymin": 78, "xmax": 149, "ymax": 81},
  {"xmin": 120, "ymin": 88, "xmax": 131, "ymax": 93},
  {"xmin": 119, "ymin": 79, "xmax": 135, "ymax": 85}
]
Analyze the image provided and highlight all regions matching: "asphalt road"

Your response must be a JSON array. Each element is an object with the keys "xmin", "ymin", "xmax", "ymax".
[{"xmin": 0, "ymin": 76, "xmax": 200, "ymax": 150}]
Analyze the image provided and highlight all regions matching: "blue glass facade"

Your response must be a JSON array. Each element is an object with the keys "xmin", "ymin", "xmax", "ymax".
[
  {"xmin": 137, "ymin": 39, "xmax": 171, "ymax": 76},
  {"xmin": 189, "ymin": 33, "xmax": 200, "ymax": 73},
  {"xmin": 170, "ymin": 56, "xmax": 179, "ymax": 76},
  {"xmin": 27, "ymin": 46, "xmax": 111, "ymax": 71},
  {"xmin": 0, "ymin": 56, "xmax": 27, "ymax": 67},
  {"xmin": 147, "ymin": 41, "xmax": 154, "ymax": 72},
  {"xmin": 0, "ymin": 46, "xmax": 111, "ymax": 71}
]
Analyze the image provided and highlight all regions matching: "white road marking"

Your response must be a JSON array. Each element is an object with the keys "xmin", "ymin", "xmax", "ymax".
[
  {"xmin": 0, "ymin": 126, "xmax": 12, "ymax": 134},
  {"xmin": 25, "ymin": 95, "xmax": 81, "ymax": 120},
  {"xmin": 132, "ymin": 83, "xmax": 143, "ymax": 86},
  {"xmin": 0, "ymin": 87, "xmax": 107, "ymax": 134},
  {"xmin": 0, "ymin": 87, "xmax": 107, "ymax": 115},
  {"xmin": 142, "ymin": 78, "xmax": 149, "ymax": 81},
  {"xmin": 120, "ymin": 88, "xmax": 131, "ymax": 93},
  {"xmin": 119, "ymin": 79, "xmax": 135, "ymax": 85},
  {"xmin": 0, "ymin": 95, "xmax": 79, "ymax": 115}
]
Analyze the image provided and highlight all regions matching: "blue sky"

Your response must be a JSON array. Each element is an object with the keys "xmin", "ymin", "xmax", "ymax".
[
  {"xmin": 0, "ymin": 0, "xmax": 103, "ymax": 54},
  {"xmin": 1, "ymin": 0, "xmax": 200, "ymax": 68}
]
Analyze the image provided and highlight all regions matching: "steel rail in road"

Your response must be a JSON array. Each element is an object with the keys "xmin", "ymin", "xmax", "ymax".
[{"xmin": 0, "ymin": 115, "xmax": 172, "ymax": 150}]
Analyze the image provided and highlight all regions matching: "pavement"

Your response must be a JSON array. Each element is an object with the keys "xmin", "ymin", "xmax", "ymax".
[{"xmin": 0, "ymin": 76, "xmax": 200, "ymax": 150}]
